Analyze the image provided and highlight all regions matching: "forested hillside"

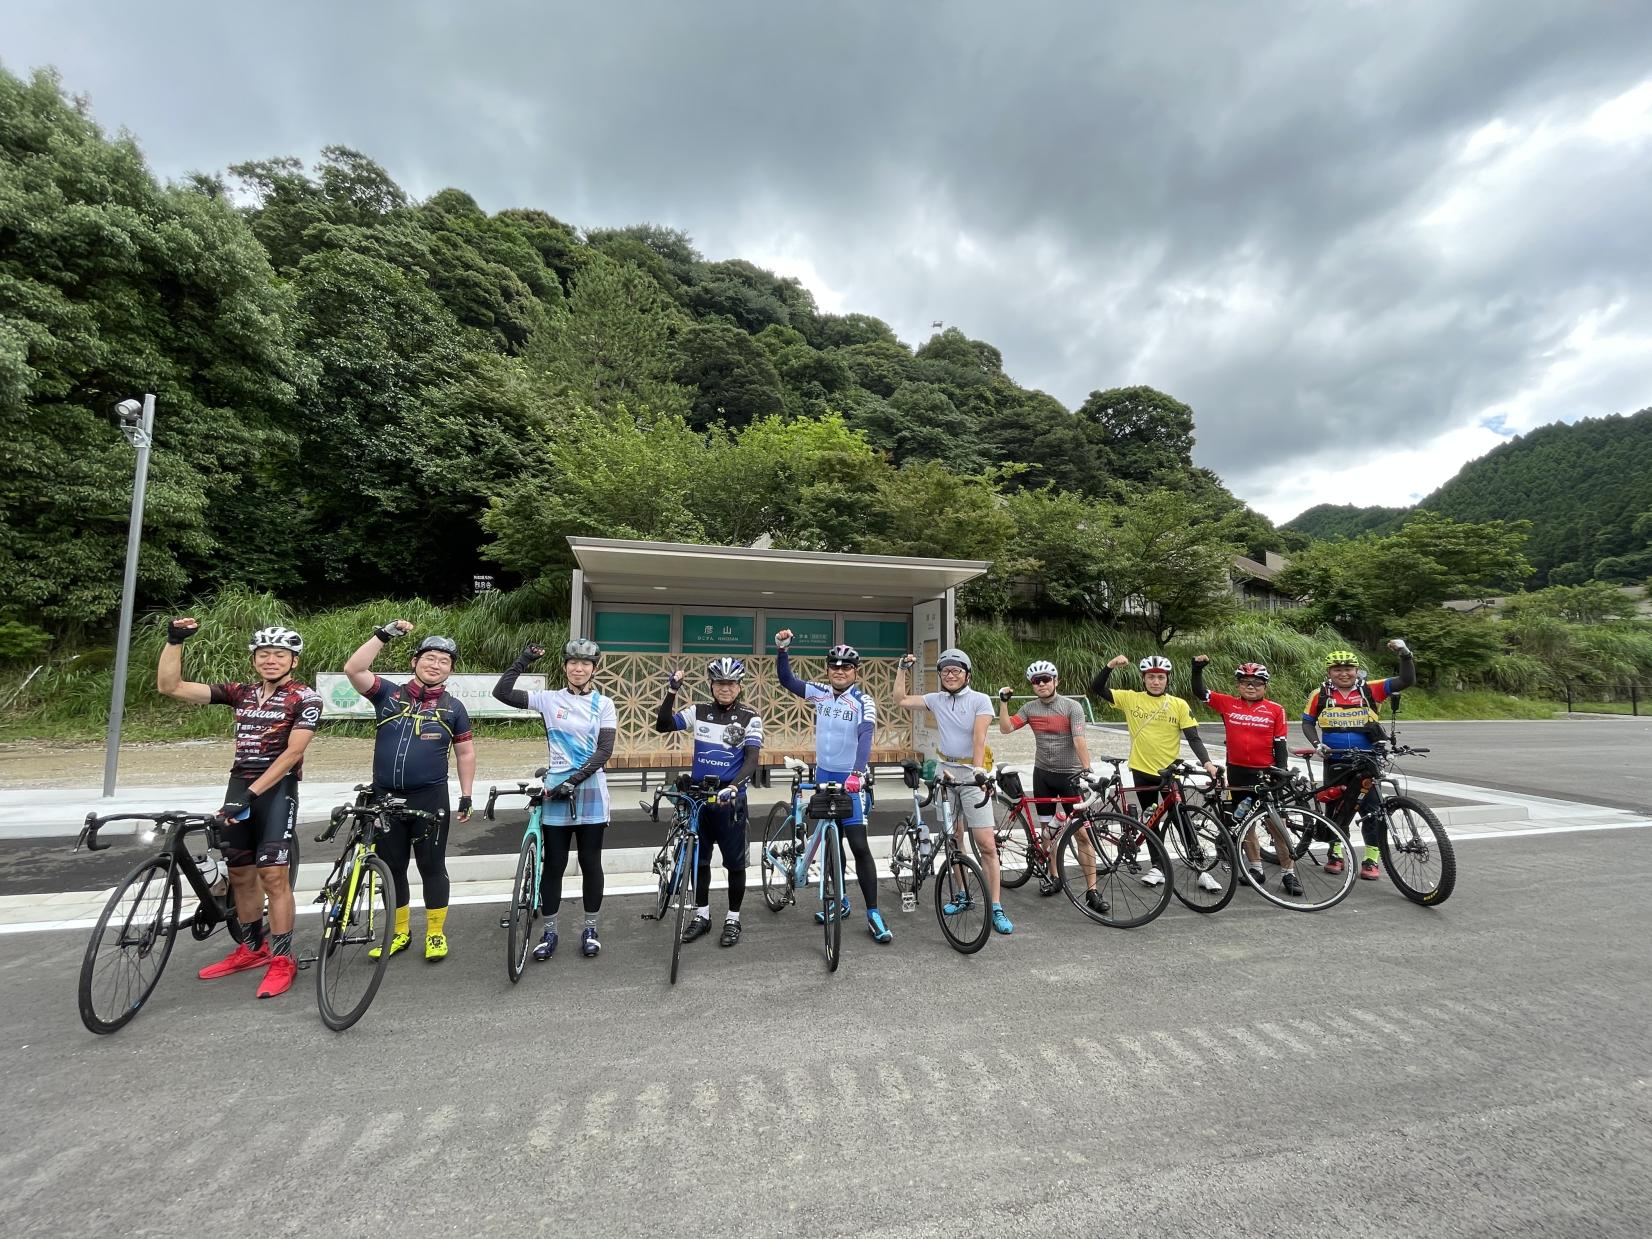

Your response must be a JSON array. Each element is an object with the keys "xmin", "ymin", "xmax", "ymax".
[
  {"xmin": 1284, "ymin": 411, "xmax": 1652, "ymax": 586},
  {"xmin": 0, "ymin": 64, "xmax": 1293, "ymax": 653}
]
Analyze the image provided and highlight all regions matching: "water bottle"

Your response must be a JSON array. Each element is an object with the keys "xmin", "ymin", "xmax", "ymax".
[{"xmin": 917, "ymin": 825, "xmax": 932, "ymax": 862}]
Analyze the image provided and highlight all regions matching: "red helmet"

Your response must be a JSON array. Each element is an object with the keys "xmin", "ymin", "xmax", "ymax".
[{"xmin": 1234, "ymin": 662, "xmax": 1270, "ymax": 682}]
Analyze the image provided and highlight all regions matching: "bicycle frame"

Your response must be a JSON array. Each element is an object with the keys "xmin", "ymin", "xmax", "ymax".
[{"xmin": 77, "ymin": 811, "xmax": 239, "ymax": 939}]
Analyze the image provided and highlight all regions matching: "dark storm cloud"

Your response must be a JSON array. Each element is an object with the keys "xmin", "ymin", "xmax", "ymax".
[{"xmin": 8, "ymin": 0, "xmax": 1651, "ymax": 518}]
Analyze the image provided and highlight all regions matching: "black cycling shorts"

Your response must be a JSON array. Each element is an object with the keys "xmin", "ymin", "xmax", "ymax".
[
  {"xmin": 699, "ymin": 800, "xmax": 749, "ymax": 871},
  {"xmin": 1031, "ymin": 768, "xmax": 1083, "ymax": 816},
  {"xmin": 220, "ymin": 774, "xmax": 298, "ymax": 870}
]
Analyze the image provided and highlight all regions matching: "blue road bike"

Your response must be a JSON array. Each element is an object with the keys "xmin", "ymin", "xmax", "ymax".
[
  {"xmin": 486, "ymin": 765, "xmax": 554, "ymax": 983},
  {"xmin": 759, "ymin": 756, "xmax": 852, "ymax": 973},
  {"xmin": 641, "ymin": 774, "xmax": 723, "ymax": 985}
]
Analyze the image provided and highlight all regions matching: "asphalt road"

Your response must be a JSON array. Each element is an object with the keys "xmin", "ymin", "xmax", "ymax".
[{"xmin": 3, "ymin": 830, "xmax": 1648, "ymax": 1238}]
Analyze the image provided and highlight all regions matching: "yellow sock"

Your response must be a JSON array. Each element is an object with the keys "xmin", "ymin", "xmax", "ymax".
[
  {"xmin": 394, "ymin": 905, "xmax": 411, "ymax": 936},
  {"xmin": 426, "ymin": 906, "xmax": 448, "ymax": 936}
]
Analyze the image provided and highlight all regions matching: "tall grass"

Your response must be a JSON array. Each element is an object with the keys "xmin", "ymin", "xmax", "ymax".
[{"xmin": 0, "ymin": 586, "xmax": 568, "ymax": 741}]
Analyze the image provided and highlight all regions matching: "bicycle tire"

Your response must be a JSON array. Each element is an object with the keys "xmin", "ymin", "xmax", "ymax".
[
  {"xmin": 670, "ymin": 839, "xmax": 692, "ymax": 985},
  {"xmin": 1055, "ymin": 813, "xmax": 1173, "ymax": 929},
  {"xmin": 1378, "ymin": 795, "xmax": 1457, "ymax": 906},
  {"xmin": 315, "ymin": 853, "xmax": 395, "ymax": 1032},
  {"xmin": 760, "ymin": 803, "xmax": 795, "ymax": 913},
  {"xmin": 990, "ymin": 797, "xmax": 1035, "ymax": 889},
  {"xmin": 505, "ymin": 834, "xmax": 539, "ymax": 983},
  {"xmin": 79, "ymin": 855, "xmax": 180, "ymax": 1035},
  {"xmin": 1166, "ymin": 805, "xmax": 1238, "ymax": 914},
  {"xmin": 934, "ymin": 850, "xmax": 991, "ymax": 954},
  {"xmin": 649, "ymin": 828, "xmax": 678, "ymax": 922},
  {"xmin": 1235, "ymin": 805, "xmax": 1356, "ymax": 912},
  {"xmin": 823, "ymin": 826, "xmax": 842, "ymax": 972},
  {"xmin": 889, "ymin": 816, "xmax": 919, "ymax": 899},
  {"xmin": 313, "ymin": 852, "xmax": 394, "ymax": 1037}
]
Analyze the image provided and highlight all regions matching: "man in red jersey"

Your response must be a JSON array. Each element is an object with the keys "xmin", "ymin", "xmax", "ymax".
[{"xmin": 1190, "ymin": 655, "xmax": 1300, "ymax": 896}]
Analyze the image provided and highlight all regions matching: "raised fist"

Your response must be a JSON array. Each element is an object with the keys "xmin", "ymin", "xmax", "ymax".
[
  {"xmin": 997, "ymin": 687, "xmax": 1013, "ymax": 702},
  {"xmin": 898, "ymin": 654, "xmax": 917, "ymax": 670},
  {"xmin": 166, "ymin": 618, "xmax": 199, "ymax": 645},
  {"xmin": 1192, "ymin": 654, "xmax": 1211, "ymax": 666},
  {"xmin": 1107, "ymin": 654, "xmax": 1130, "ymax": 670},
  {"xmin": 520, "ymin": 644, "xmax": 545, "ymax": 664},
  {"xmin": 774, "ymin": 629, "xmax": 793, "ymax": 649}
]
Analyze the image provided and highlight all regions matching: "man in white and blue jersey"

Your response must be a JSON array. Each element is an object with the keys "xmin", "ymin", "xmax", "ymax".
[
  {"xmin": 655, "ymin": 657, "xmax": 763, "ymax": 948},
  {"xmin": 774, "ymin": 633, "xmax": 891, "ymax": 943}
]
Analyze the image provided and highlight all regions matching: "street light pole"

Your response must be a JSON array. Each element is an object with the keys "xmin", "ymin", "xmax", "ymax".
[{"xmin": 102, "ymin": 394, "xmax": 156, "ymax": 799}]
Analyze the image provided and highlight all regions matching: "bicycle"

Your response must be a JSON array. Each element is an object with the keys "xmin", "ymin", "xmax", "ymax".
[
  {"xmin": 1052, "ymin": 774, "xmax": 1176, "ymax": 929},
  {"xmin": 310, "ymin": 787, "xmax": 434, "ymax": 1031},
  {"xmin": 1105, "ymin": 760, "xmax": 1241, "ymax": 915},
  {"xmin": 886, "ymin": 763, "xmax": 993, "ymax": 954},
  {"xmin": 484, "ymin": 766, "xmax": 554, "ymax": 983},
  {"xmin": 638, "ymin": 774, "xmax": 723, "ymax": 985},
  {"xmin": 1200, "ymin": 768, "xmax": 1358, "ymax": 912},
  {"xmin": 759, "ymin": 755, "xmax": 816, "ymax": 914},
  {"xmin": 1286, "ymin": 742, "xmax": 1456, "ymax": 906},
  {"xmin": 74, "ymin": 809, "xmax": 249, "ymax": 1034},
  {"xmin": 987, "ymin": 764, "xmax": 1090, "ymax": 894}
]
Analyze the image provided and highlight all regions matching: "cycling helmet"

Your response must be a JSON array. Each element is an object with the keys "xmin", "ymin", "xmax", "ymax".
[
  {"xmin": 936, "ymin": 648, "xmax": 972, "ymax": 673},
  {"xmin": 706, "ymin": 657, "xmax": 746, "ymax": 683},
  {"xmin": 249, "ymin": 626, "xmax": 303, "ymax": 654},
  {"xmin": 1025, "ymin": 660, "xmax": 1059, "ymax": 682},
  {"xmin": 413, "ymin": 635, "xmax": 458, "ymax": 664},
  {"xmin": 563, "ymin": 638, "xmax": 601, "ymax": 663},
  {"xmin": 1138, "ymin": 655, "xmax": 1173, "ymax": 673},
  {"xmin": 1234, "ymin": 662, "xmax": 1270, "ymax": 682},
  {"xmin": 826, "ymin": 644, "xmax": 861, "ymax": 667},
  {"xmin": 1324, "ymin": 649, "xmax": 1360, "ymax": 668}
]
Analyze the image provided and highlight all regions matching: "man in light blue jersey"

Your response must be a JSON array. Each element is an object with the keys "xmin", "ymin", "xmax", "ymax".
[{"xmin": 774, "ymin": 632, "xmax": 891, "ymax": 943}]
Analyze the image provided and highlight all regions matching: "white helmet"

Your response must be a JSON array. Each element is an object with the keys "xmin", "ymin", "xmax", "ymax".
[
  {"xmin": 936, "ymin": 648, "xmax": 972, "ymax": 673},
  {"xmin": 1025, "ymin": 660, "xmax": 1059, "ymax": 682},
  {"xmin": 249, "ymin": 626, "xmax": 304, "ymax": 654},
  {"xmin": 1138, "ymin": 655, "xmax": 1173, "ymax": 673}
]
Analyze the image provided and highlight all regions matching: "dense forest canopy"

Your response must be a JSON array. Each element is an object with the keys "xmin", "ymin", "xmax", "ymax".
[{"xmin": 1, "ymin": 64, "xmax": 1295, "ymax": 648}]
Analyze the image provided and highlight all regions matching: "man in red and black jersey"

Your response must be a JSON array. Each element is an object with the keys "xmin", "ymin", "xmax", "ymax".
[
  {"xmin": 158, "ymin": 620, "xmax": 322, "ymax": 999},
  {"xmin": 1190, "ymin": 655, "xmax": 1301, "ymax": 895}
]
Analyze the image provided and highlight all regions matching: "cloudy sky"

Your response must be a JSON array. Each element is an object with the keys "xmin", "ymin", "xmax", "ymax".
[{"xmin": 8, "ymin": 1, "xmax": 1652, "ymax": 522}]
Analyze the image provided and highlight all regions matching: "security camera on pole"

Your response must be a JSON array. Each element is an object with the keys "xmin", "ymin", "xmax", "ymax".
[{"xmin": 102, "ymin": 394, "xmax": 156, "ymax": 798}]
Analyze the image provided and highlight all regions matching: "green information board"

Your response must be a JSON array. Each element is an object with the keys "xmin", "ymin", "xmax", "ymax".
[
  {"xmin": 762, "ymin": 614, "xmax": 834, "ymax": 654},
  {"xmin": 843, "ymin": 618, "xmax": 909, "ymax": 657},
  {"xmin": 682, "ymin": 613, "xmax": 755, "ymax": 653},
  {"xmin": 594, "ymin": 610, "xmax": 671, "ymax": 653}
]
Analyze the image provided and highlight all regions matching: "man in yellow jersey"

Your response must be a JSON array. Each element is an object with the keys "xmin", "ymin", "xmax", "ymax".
[{"xmin": 1090, "ymin": 653, "xmax": 1219, "ymax": 887}]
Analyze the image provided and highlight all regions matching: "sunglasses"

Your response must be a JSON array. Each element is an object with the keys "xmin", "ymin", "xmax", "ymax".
[
  {"xmin": 1236, "ymin": 677, "xmax": 1266, "ymax": 685},
  {"xmin": 1029, "ymin": 675, "xmax": 1055, "ymax": 685},
  {"xmin": 826, "ymin": 660, "xmax": 857, "ymax": 670}
]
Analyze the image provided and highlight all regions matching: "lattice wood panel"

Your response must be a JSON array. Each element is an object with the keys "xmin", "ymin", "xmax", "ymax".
[{"xmin": 591, "ymin": 654, "xmax": 915, "ymax": 766}]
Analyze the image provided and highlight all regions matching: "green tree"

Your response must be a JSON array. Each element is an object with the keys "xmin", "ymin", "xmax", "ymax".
[
  {"xmin": 674, "ymin": 321, "xmax": 787, "ymax": 429},
  {"xmin": 1078, "ymin": 385, "xmax": 1196, "ymax": 483},
  {"xmin": 1094, "ymin": 489, "xmax": 1243, "ymax": 646}
]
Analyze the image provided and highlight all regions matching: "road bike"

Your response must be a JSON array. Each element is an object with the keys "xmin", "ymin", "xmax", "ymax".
[
  {"xmin": 758, "ymin": 755, "xmax": 853, "ymax": 973},
  {"xmin": 311, "ymin": 787, "xmax": 434, "ymax": 1031},
  {"xmin": 1201, "ymin": 768, "xmax": 1357, "ymax": 912},
  {"xmin": 75, "ymin": 809, "xmax": 246, "ymax": 1034},
  {"xmin": 485, "ymin": 766, "xmax": 554, "ymax": 983},
  {"xmin": 639, "ymin": 774, "xmax": 723, "ymax": 984},
  {"xmin": 1052, "ymin": 774, "xmax": 1176, "ymax": 929},
  {"xmin": 886, "ymin": 763, "xmax": 993, "ymax": 954}
]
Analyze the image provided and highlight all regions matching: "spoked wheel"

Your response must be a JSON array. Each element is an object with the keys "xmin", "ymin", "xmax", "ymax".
[
  {"xmin": 822, "ymin": 827, "xmax": 842, "ymax": 973},
  {"xmin": 1165, "ymin": 806, "xmax": 1238, "ymax": 914},
  {"xmin": 505, "ymin": 835, "xmax": 539, "ymax": 983},
  {"xmin": 988, "ymin": 798, "xmax": 1035, "ymax": 889},
  {"xmin": 761, "ymin": 804, "xmax": 797, "ymax": 913},
  {"xmin": 1235, "ymin": 806, "xmax": 1356, "ymax": 911},
  {"xmin": 889, "ymin": 818, "xmax": 920, "ymax": 909},
  {"xmin": 1379, "ymin": 796, "xmax": 1457, "ymax": 906},
  {"xmin": 670, "ymin": 842, "xmax": 692, "ymax": 986},
  {"xmin": 79, "ymin": 856, "xmax": 181, "ymax": 1035},
  {"xmin": 649, "ymin": 837, "xmax": 676, "ymax": 922},
  {"xmin": 315, "ymin": 853, "xmax": 395, "ymax": 1032},
  {"xmin": 933, "ymin": 849, "xmax": 991, "ymax": 954},
  {"xmin": 1056, "ymin": 814, "xmax": 1173, "ymax": 928}
]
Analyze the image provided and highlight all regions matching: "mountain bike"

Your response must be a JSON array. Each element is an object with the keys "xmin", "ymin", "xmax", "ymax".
[
  {"xmin": 74, "ymin": 809, "xmax": 246, "ymax": 1034},
  {"xmin": 310, "ymin": 787, "xmax": 432, "ymax": 1031},
  {"xmin": 886, "ymin": 763, "xmax": 993, "ymax": 954},
  {"xmin": 485, "ymin": 766, "xmax": 553, "ymax": 983},
  {"xmin": 639, "ymin": 774, "xmax": 722, "ymax": 985}
]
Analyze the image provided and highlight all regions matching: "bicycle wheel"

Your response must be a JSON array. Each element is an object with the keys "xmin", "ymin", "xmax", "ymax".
[
  {"xmin": 505, "ymin": 834, "xmax": 539, "ymax": 984},
  {"xmin": 1235, "ymin": 806, "xmax": 1356, "ymax": 912},
  {"xmin": 649, "ymin": 830, "xmax": 678, "ymax": 922},
  {"xmin": 1165, "ymin": 806, "xmax": 1237, "ymax": 914},
  {"xmin": 670, "ymin": 840, "xmax": 692, "ymax": 985},
  {"xmin": 1056, "ymin": 814, "xmax": 1173, "ymax": 929},
  {"xmin": 989, "ymin": 797, "xmax": 1035, "ymax": 889},
  {"xmin": 760, "ymin": 803, "xmax": 796, "ymax": 913},
  {"xmin": 315, "ymin": 853, "xmax": 395, "ymax": 1032},
  {"xmin": 889, "ymin": 816, "xmax": 919, "ymax": 903},
  {"xmin": 1378, "ymin": 796, "xmax": 1457, "ymax": 906},
  {"xmin": 822, "ymin": 827, "xmax": 842, "ymax": 973},
  {"xmin": 79, "ymin": 855, "xmax": 181, "ymax": 1035},
  {"xmin": 933, "ymin": 850, "xmax": 991, "ymax": 954}
]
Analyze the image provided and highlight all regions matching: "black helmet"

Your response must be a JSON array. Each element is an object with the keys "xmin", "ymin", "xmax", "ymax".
[
  {"xmin": 563, "ymin": 638, "xmax": 601, "ymax": 663},
  {"xmin": 413, "ymin": 635, "xmax": 458, "ymax": 666},
  {"xmin": 826, "ymin": 644, "xmax": 861, "ymax": 667}
]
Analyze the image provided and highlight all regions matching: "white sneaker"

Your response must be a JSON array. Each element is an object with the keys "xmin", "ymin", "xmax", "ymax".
[
  {"xmin": 1141, "ymin": 867, "xmax": 1165, "ymax": 887},
  {"xmin": 1196, "ymin": 871, "xmax": 1223, "ymax": 894}
]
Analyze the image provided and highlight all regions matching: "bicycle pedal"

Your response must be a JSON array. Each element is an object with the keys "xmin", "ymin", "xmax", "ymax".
[{"xmin": 497, "ymin": 916, "xmax": 511, "ymax": 928}]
